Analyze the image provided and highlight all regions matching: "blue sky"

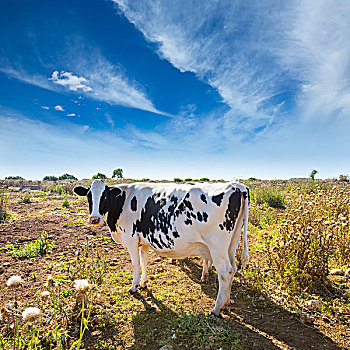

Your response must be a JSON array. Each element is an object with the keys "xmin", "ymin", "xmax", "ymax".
[{"xmin": 1, "ymin": 0, "xmax": 349, "ymax": 180}]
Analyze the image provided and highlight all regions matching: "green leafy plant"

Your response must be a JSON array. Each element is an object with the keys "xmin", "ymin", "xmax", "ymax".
[
  {"xmin": 0, "ymin": 187, "xmax": 9, "ymax": 222},
  {"xmin": 2, "ymin": 231, "xmax": 55, "ymax": 258},
  {"xmin": 112, "ymin": 168, "xmax": 123, "ymax": 179},
  {"xmin": 18, "ymin": 192, "xmax": 32, "ymax": 204},
  {"xmin": 62, "ymin": 197, "xmax": 70, "ymax": 208},
  {"xmin": 174, "ymin": 178, "xmax": 182, "ymax": 182},
  {"xmin": 92, "ymin": 173, "xmax": 107, "ymax": 180}
]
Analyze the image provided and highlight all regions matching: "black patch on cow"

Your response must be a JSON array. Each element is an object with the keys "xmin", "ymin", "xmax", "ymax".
[
  {"xmin": 219, "ymin": 224, "xmax": 224, "ymax": 230},
  {"xmin": 183, "ymin": 199, "xmax": 193, "ymax": 211},
  {"xmin": 106, "ymin": 188, "xmax": 126, "ymax": 232},
  {"xmin": 200, "ymin": 194, "xmax": 207, "ymax": 204},
  {"xmin": 173, "ymin": 230, "xmax": 179, "ymax": 238},
  {"xmin": 191, "ymin": 212, "xmax": 196, "ymax": 219},
  {"xmin": 131, "ymin": 196, "xmax": 137, "ymax": 211},
  {"xmin": 132, "ymin": 194, "xmax": 177, "ymax": 249},
  {"xmin": 222, "ymin": 188, "xmax": 242, "ymax": 231},
  {"xmin": 212, "ymin": 193, "xmax": 224, "ymax": 207},
  {"xmin": 184, "ymin": 218, "xmax": 192, "ymax": 225},
  {"xmin": 186, "ymin": 212, "xmax": 191, "ymax": 218},
  {"xmin": 197, "ymin": 212, "xmax": 203, "ymax": 222},
  {"xmin": 203, "ymin": 212, "xmax": 208, "ymax": 222}
]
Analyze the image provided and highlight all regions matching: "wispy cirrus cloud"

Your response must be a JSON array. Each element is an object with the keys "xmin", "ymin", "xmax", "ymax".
[{"xmin": 114, "ymin": 0, "xmax": 350, "ymax": 135}]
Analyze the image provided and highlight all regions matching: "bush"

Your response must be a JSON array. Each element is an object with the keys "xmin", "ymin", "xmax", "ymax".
[
  {"xmin": 264, "ymin": 182, "xmax": 350, "ymax": 291},
  {"xmin": 174, "ymin": 178, "xmax": 182, "ymax": 182},
  {"xmin": 251, "ymin": 185, "xmax": 285, "ymax": 208},
  {"xmin": 62, "ymin": 197, "xmax": 70, "ymax": 208},
  {"xmin": 18, "ymin": 192, "xmax": 32, "ymax": 204},
  {"xmin": 92, "ymin": 173, "xmax": 107, "ymax": 180},
  {"xmin": 112, "ymin": 168, "xmax": 123, "ymax": 179},
  {"xmin": 5, "ymin": 175, "xmax": 25, "ymax": 180},
  {"xmin": 199, "ymin": 178, "xmax": 210, "ymax": 182},
  {"xmin": 0, "ymin": 187, "xmax": 9, "ymax": 222},
  {"xmin": 43, "ymin": 175, "xmax": 58, "ymax": 181},
  {"xmin": 58, "ymin": 173, "xmax": 77, "ymax": 180},
  {"xmin": 184, "ymin": 178, "xmax": 193, "ymax": 181},
  {"xmin": 56, "ymin": 185, "xmax": 63, "ymax": 195}
]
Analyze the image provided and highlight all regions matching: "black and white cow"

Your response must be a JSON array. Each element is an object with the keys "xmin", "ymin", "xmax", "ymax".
[{"xmin": 74, "ymin": 180, "xmax": 249, "ymax": 316}]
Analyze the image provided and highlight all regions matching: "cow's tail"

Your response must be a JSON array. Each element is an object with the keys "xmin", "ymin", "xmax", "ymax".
[{"xmin": 241, "ymin": 189, "xmax": 249, "ymax": 269}]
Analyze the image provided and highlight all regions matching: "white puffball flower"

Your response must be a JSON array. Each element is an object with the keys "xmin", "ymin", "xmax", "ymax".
[
  {"xmin": 73, "ymin": 279, "xmax": 90, "ymax": 293},
  {"xmin": 22, "ymin": 307, "xmax": 41, "ymax": 322},
  {"xmin": 40, "ymin": 291, "xmax": 50, "ymax": 302},
  {"xmin": 6, "ymin": 276, "xmax": 23, "ymax": 288}
]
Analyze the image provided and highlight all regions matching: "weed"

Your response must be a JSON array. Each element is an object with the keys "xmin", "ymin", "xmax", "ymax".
[
  {"xmin": 18, "ymin": 192, "xmax": 32, "ymax": 204},
  {"xmin": 2, "ymin": 231, "xmax": 55, "ymax": 258},
  {"xmin": 0, "ymin": 187, "xmax": 9, "ymax": 222},
  {"xmin": 170, "ymin": 308, "xmax": 241, "ymax": 349},
  {"xmin": 251, "ymin": 184, "xmax": 285, "ymax": 208},
  {"xmin": 62, "ymin": 197, "xmax": 70, "ymax": 208}
]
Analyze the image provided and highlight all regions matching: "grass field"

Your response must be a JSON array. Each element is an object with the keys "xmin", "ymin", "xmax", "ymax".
[{"xmin": 0, "ymin": 179, "xmax": 349, "ymax": 349}]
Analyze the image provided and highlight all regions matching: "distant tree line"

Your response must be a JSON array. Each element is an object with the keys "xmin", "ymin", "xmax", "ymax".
[{"xmin": 42, "ymin": 174, "xmax": 77, "ymax": 181}]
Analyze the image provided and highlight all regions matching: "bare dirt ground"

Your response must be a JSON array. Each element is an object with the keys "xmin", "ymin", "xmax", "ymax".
[{"xmin": 0, "ymin": 189, "xmax": 349, "ymax": 349}]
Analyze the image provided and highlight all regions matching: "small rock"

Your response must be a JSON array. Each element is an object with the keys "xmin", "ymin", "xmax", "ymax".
[
  {"xmin": 330, "ymin": 268, "xmax": 344, "ymax": 275},
  {"xmin": 154, "ymin": 257, "xmax": 162, "ymax": 262},
  {"xmin": 297, "ymin": 310, "xmax": 313, "ymax": 324},
  {"xmin": 306, "ymin": 300, "xmax": 322, "ymax": 311},
  {"xmin": 159, "ymin": 346, "xmax": 173, "ymax": 350},
  {"xmin": 345, "ymin": 268, "xmax": 350, "ymax": 276}
]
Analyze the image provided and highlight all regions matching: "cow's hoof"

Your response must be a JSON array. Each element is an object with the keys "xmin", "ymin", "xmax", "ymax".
[
  {"xmin": 128, "ymin": 287, "xmax": 139, "ymax": 295},
  {"xmin": 200, "ymin": 274, "xmax": 209, "ymax": 283},
  {"xmin": 210, "ymin": 310, "xmax": 222, "ymax": 318}
]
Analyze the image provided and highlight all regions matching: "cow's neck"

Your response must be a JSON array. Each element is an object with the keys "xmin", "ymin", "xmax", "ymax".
[{"xmin": 107, "ymin": 191, "xmax": 126, "ymax": 232}]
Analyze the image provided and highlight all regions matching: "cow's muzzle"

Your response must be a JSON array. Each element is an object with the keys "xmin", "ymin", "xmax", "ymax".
[{"xmin": 89, "ymin": 216, "xmax": 101, "ymax": 225}]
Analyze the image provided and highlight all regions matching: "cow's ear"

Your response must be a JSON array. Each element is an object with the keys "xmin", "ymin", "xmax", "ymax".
[
  {"xmin": 74, "ymin": 186, "xmax": 89, "ymax": 196},
  {"xmin": 108, "ymin": 187, "xmax": 122, "ymax": 197}
]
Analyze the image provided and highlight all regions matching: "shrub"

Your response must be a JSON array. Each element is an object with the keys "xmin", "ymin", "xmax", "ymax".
[
  {"xmin": 251, "ymin": 185, "xmax": 285, "ymax": 208},
  {"xmin": 174, "ymin": 178, "xmax": 182, "ymax": 182},
  {"xmin": 18, "ymin": 192, "xmax": 32, "ymax": 204},
  {"xmin": 112, "ymin": 168, "xmax": 123, "ymax": 179},
  {"xmin": 184, "ymin": 178, "xmax": 193, "ymax": 181},
  {"xmin": 43, "ymin": 175, "xmax": 58, "ymax": 181},
  {"xmin": 199, "ymin": 178, "xmax": 210, "ymax": 182},
  {"xmin": 56, "ymin": 185, "xmax": 63, "ymax": 195},
  {"xmin": 0, "ymin": 187, "xmax": 9, "ymax": 222},
  {"xmin": 58, "ymin": 173, "xmax": 77, "ymax": 180},
  {"xmin": 264, "ymin": 182, "xmax": 350, "ymax": 291},
  {"xmin": 5, "ymin": 175, "xmax": 25, "ymax": 180},
  {"xmin": 62, "ymin": 197, "xmax": 70, "ymax": 208},
  {"xmin": 92, "ymin": 173, "xmax": 107, "ymax": 180}
]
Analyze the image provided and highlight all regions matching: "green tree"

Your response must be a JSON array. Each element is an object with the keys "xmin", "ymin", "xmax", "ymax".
[
  {"xmin": 309, "ymin": 169, "xmax": 318, "ymax": 180},
  {"xmin": 92, "ymin": 173, "xmax": 107, "ymax": 180},
  {"xmin": 5, "ymin": 176, "xmax": 25, "ymax": 180},
  {"xmin": 43, "ymin": 175, "xmax": 58, "ymax": 181},
  {"xmin": 58, "ymin": 173, "xmax": 77, "ymax": 180},
  {"xmin": 112, "ymin": 168, "xmax": 123, "ymax": 179}
]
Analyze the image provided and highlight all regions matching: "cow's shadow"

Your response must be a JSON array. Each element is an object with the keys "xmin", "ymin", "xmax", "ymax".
[{"xmin": 175, "ymin": 258, "xmax": 342, "ymax": 350}]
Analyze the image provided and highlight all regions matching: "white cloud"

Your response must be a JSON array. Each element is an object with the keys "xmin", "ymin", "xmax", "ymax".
[
  {"xmin": 1, "ymin": 56, "xmax": 170, "ymax": 116},
  {"xmin": 67, "ymin": 113, "xmax": 76, "ymax": 117},
  {"xmin": 49, "ymin": 71, "xmax": 93, "ymax": 92},
  {"xmin": 54, "ymin": 105, "xmax": 64, "ymax": 112},
  {"xmin": 41, "ymin": 106, "xmax": 49, "ymax": 110}
]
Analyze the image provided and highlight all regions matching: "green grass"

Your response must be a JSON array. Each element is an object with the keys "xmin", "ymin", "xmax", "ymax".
[
  {"xmin": 251, "ymin": 185, "xmax": 286, "ymax": 208},
  {"xmin": 2, "ymin": 231, "xmax": 55, "ymax": 258},
  {"xmin": 170, "ymin": 309, "xmax": 241, "ymax": 350}
]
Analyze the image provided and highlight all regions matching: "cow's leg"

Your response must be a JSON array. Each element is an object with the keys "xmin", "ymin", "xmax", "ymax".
[
  {"xmin": 139, "ymin": 245, "xmax": 149, "ymax": 288},
  {"xmin": 206, "ymin": 247, "xmax": 233, "ymax": 316},
  {"xmin": 200, "ymin": 259, "xmax": 210, "ymax": 282},
  {"xmin": 124, "ymin": 239, "xmax": 141, "ymax": 293}
]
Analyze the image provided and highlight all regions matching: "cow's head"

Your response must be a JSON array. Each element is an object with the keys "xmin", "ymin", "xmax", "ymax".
[{"xmin": 74, "ymin": 180, "xmax": 122, "ymax": 225}]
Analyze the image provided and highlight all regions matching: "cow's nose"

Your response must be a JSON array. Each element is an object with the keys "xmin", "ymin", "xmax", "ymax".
[{"xmin": 90, "ymin": 216, "xmax": 101, "ymax": 225}]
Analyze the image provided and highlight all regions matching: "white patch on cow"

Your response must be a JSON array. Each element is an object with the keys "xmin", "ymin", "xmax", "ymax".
[{"xmin": 89, "ymin": 180, "xmax": 106, "ymax": 221}]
